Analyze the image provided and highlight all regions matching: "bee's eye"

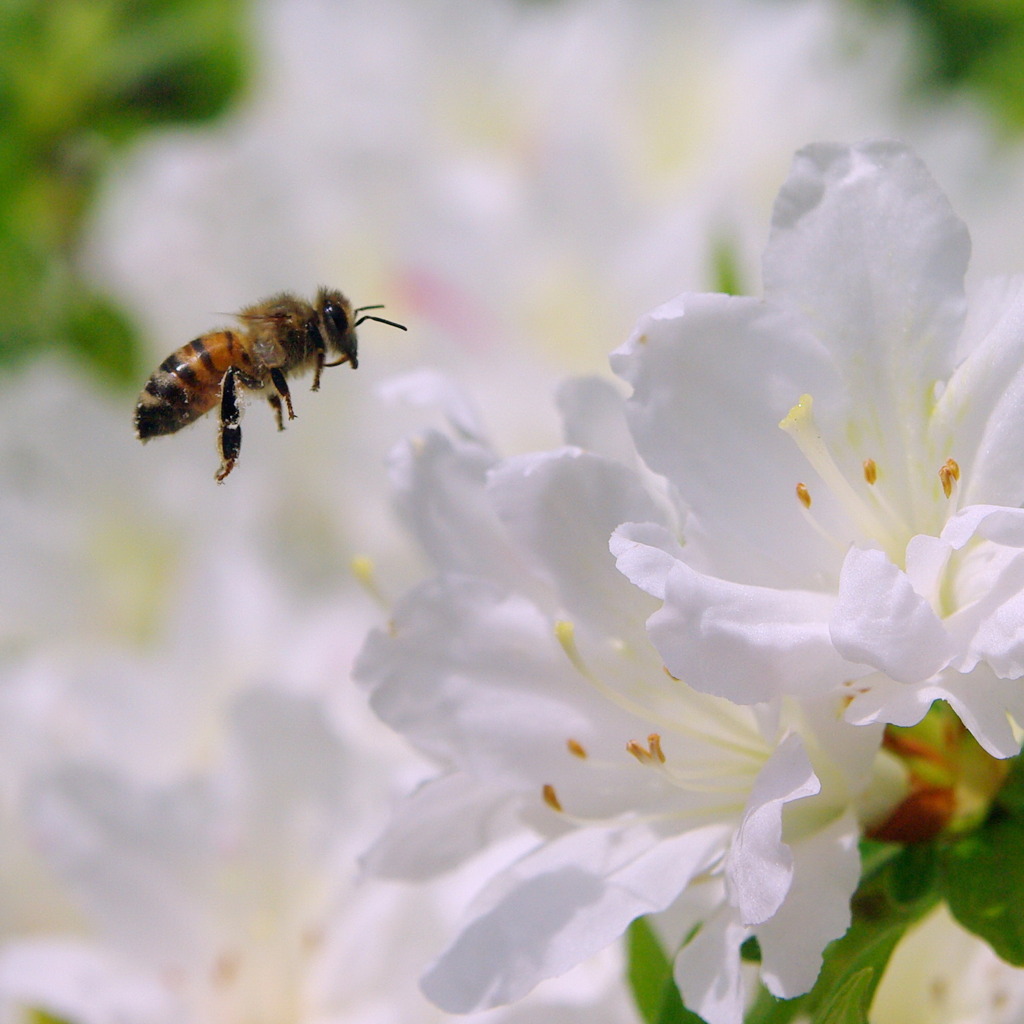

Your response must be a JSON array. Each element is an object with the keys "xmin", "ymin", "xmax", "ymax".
[
  {"xmin": 323, "ymin": 300, "xmax": 349, "ymax": 337},
  {"xmin": 322, "ymin": 298, "xmax": 358, "ymax": 368}
]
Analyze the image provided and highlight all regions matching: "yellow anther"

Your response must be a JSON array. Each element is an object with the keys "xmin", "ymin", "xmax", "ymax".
[
  {"xmin": 796, "ymin": 482, "xmax": 811, "ymax": 509},
  {"xmin": 566, "ymin": 738, "xmax": 588, "ymax": 759},
  {"xmin": 627, "ymin": 734, "xmax": 667, "ymax": 765},
  {"xmin": 647, "ymin": 733, "xmax": 666, "ymax": 764},
  {"xmin": 627, "ymin": 739, "xmax": 652, "ymax": 764},
  {"xmin": 542, "ymin": 783, "xmax": 563, "ymax": 812},
  {"xmin": 863, "ymin": 458, "xmax": 877, "ymax": 485},
  {"xmin": 939, "ymin": 458, "xmax": 961, "ymax": 499}
]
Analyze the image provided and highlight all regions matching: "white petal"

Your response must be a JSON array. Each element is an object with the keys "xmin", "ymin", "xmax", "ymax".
[
  {"xmin": 647, "ymin": 562, "xmax": 846, "ymax": 703},
  {"xmin": 935, "ymin": 276, "xmax": 1024, "ymax": 507},
  {"xmin": 27, "ymin": 767, "xmax": 215, "ymax": 969},
  {"xmin": 0, "ymin": 940, "xmax": 177, "ymax": 1024},
  {"xmin": 941, "ymin": 504, "xmax": 1024, "ymax": 550},
  {"xmin": 948, "ymin": 553, "xmax": 1024, "ymax": 679},
  {"xmin": 764, "ymin": 141, "xmax": 968, "ymax": 393},
  {"xmin": 726, "ymin": 733, "xmax": 819, "ymax": 926},
  {"xmin": 377, "ymin": 368, "xmax": 490, "ymax": 445},
  {"xmin": 830, "ymin": 547, "xmax": 955, "ymax": 683},
  {"xmin": 357, "ymin": 577, "xmax": 641, "ymax": 786},
  {"xmin": 611, "ymin": 521, "xmax": 687, "ymax": 600},
  {"xmin": 421, "ymin": 824, "xmax": 729, "ymax": 1013},
  {"xmin": 672, "ymin": 907, "xmax": 749, "ymax": 1024},
  {"xmin": 611, "ymin": 292, "xmax": 841, "ymax": 589},
  {"xmin": 843, "ymin": 672, "xmax": 946, "ymax": 731},
  {"xmin": 939, "ymin": 665, "xmax": 1024, "ymax": 759},
  {"xmin": 556, "ymin": 376, "xmax": 638, "ymax": 468},
  {"xmin": 757, "ymin": 810, "xmax": 860, "ymax": 998},
  {"xmin": 389, "ymin": 430, "xmax": 527, "ymax": 589},
  {"xmin": 361, "ymin": 774, "xmax": 522, "ymax": 880},
  {"xmin": 845, "ymin": 666, "xmax": 1022, "ymax": 759},
  {"xmin": 488, "ymin": 449, "xmax": 665, "ymax": 635}
]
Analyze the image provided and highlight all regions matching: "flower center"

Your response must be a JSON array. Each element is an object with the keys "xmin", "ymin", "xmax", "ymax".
[{"xmin": 779, "ymin": 393, "xmax": 958, "ymax": 567}]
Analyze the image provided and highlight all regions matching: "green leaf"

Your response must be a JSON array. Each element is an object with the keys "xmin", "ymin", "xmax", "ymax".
[
  {"xmin": 0, "ymin": 0, "xmax": 249, "ymax": 383},
  {"xmin": 743, "ymin": 985, "xmax": 804, "ymax": 1024},
  {"xmin": 782, "ymin": 844, "xmax": 940, "ymax": 1024},
  {"xmin": 942, "ymin": 814, "xmax": 1024, "ymax": 965},
  {"xmin": 626, "ymin": 917, "xmax": 708, "ymax": 1024},
  {"xmin": 628, "ymin": 916, "xmax": 673, "ymax": 1024},
  {"xmin": 991, "ymin": 749, "xmax": 1024, "ymax": 815},
  {"xmin": 815, "ymin": 968, "xmax": 875, "ymax": 1024},
  {"xmin": 886, "ymin": 841, "xmax": 937, "ymax": 906},
  {"xmin": 65, "ymin": 289, "xmax": 144, "ymax": 387}
]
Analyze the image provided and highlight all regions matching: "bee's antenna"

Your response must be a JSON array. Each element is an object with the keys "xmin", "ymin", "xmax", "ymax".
[
  {"xmin": 355, "ymin": 314, "xmax": 407, "ymax": 331},
  {"xmin": 353, "ymin": 304, "xmax": 386, "ymax": 315}
]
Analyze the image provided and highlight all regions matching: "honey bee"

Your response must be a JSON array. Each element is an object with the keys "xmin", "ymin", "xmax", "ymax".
[{"xmin": 134, "ymin": 287, "xmax": 406, "ymax": 481}]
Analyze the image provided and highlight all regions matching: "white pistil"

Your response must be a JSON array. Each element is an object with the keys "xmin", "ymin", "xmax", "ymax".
[{"xmin": 555, "ymin": 619, "xmax": 660, "ymax": 724}]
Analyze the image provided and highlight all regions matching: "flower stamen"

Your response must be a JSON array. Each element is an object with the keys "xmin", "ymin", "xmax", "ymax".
[
  {"xmin": 627, "ymin": 733, "xmax": 667, "ymax": 765},
  {"xmin": 939, "ymin": 458, "xmax": 960, "ymax": 500},
  {"xmin": 567, "ymin": 738, "xmax": 588, "ymax": 759},
  {"xmin": 796, "ymin": 482, "xmax": 812, "ymax": 509},
  {"xmin": 542, "ymin": 783, "xmax": 563, "ymax": 812},
  {"xmin": 780, "ymin": 393, "xmax": 910, "ymax": 559},
  {"xmin": 554, "ymin": 621, "xmax": 771, "ymax": 772}
]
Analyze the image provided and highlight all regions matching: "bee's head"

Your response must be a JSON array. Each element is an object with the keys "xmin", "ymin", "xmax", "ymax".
[
  {"xmin": 317, "ymin": 288, "xmax": 359, "ymax": 369},
  {"xmin": 316, "ymin": 286, "xmax": 407, "ymax": 373}
]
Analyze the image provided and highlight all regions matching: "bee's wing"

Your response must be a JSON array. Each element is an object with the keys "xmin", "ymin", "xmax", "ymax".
[{"xmin": 233, "ymin": 309, "xmax": 292, "ymax": 325}]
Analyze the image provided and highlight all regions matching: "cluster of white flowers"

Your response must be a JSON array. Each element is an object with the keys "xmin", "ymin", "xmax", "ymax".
[
  {"xmin": 356, "ymin": 141, "xmax": 1024, "ymax": 1024},
  {"xmin": 7, "ymin": 0, "xmax": 1024, "ymax": 1022}
]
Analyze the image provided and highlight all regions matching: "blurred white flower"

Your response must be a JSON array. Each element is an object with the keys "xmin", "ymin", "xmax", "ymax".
[
  {"xmin": 354, "ymin": 375, "xmax": 896, "ymax": 1024},
  {"xmin": 0, "ymin": 685, "xmax": 632, "ymax": 1024},
  {"xmin": 0, "ymin": 365, "xmax": 631, "ymax": 1023},
  {"xmin": 612, "ymin": 140, "xmax": 1024, "ymax": 758},
  {"xmin": 84, "ymin": 0, "xmax": 1024, "ymax": 460},
  {"xmin": 871, "ymin": 904, "xmax": 1024, "ymax": 1024}
]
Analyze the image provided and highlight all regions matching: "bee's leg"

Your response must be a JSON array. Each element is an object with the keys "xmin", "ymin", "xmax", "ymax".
[
  {"xmin": 268, "ymin": 393, "xmax": 285, "ymax": 431},
  {"xmin": 215, "ymin": 368, "xmax": 242, "ymax": 483},
  {"xmin": 269, "ymin": 368, "xmax": 296, "ymax": 420},
  {"xmin": 311, "ymin": 349, "xmax": 326, "ymax": 392},
  {"xmin": 307, "ymin": 320, "xmax": 326, "ymax": 391}
]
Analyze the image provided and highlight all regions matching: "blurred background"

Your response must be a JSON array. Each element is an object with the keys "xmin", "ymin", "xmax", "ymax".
[{"xmin": 4, "ymin": 0, "xmax": 1024, "ymax": 1020}]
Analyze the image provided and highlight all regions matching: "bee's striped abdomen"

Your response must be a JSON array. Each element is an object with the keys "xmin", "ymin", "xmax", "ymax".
[{"xmin": 134, "ymin": 332, "xmax": 245, "ymax": 440}]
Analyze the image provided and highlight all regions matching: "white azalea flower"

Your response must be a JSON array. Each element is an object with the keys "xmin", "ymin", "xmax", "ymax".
[
  {"xmin": 355, "ymin": 379, "xmax": 896, "ymax": 1024},
  {"xmin": 612, "ymin": 140, "xmax": 1024, "ymax": 758}
]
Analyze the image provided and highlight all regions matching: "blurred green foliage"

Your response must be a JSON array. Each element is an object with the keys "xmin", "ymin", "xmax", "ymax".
[
  {"xmin": 854, "ymin": 0, "xmax": 1024, "ymax": 129},
  {"xmin": 0, "ymin": 0, "xmax": 249, "ymax": 387}
]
